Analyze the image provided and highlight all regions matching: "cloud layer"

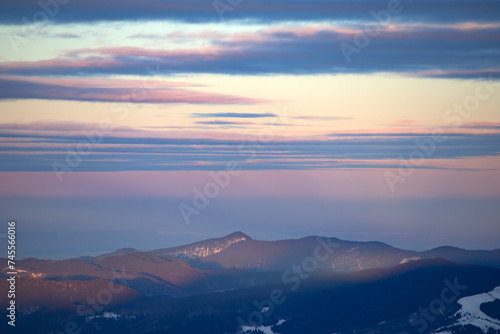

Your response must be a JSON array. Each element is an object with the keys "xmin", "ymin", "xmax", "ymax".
[
  {"xmin": 2, "ymin": 25, "xmax": 499, "ymax": 78},
  {"xmin": 0, "ymin": 76, "xmax": 266, "ymax": 104},
  {"xmin": 2, "ymin": 0, "xmax": 500, "ymax": 24},
  {"xmin": 1, "ymin": 121, "xmax": 499, "ymax": 172}
]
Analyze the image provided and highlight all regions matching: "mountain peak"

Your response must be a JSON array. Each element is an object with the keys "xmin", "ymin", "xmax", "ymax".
[
  {"xmin": 152, "ymin": 231, "xmax": 251, "ymax": 260},
  {"xmin": 115, "ymin": 247, "xmax": 140, "ymax": 254},
  {"xmin": 224, "ymin": 231, "xmax": 252, "ymax": 241}
]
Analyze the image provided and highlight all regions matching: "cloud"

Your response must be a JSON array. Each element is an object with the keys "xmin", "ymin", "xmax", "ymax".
[
  {"xmin": 461, "ymin": 121, "xmax": 500, "ymax": 130},
  {"xmin": 193, "ymin": 120, "xmax": 295, "ymax": 127},
  {"xmin": 1, "ymin": 0, "xmax": 499, "ymax": 24},
  {"xmin": 191, "ymin": 112, "xmax": 278, "ymax": 118},
  {"xmin": 0, "ymin": 120, "xmax": 115, "ymax": 131},
  {"xmin": 1, "ymin": 25, "xmax": 499, "ymax": 78},
  {"xmin": 1, "ymin": 121, "xmax": 500, "ymax": 172},
  {"xmin": 0, "ymin": 76, "xmax": 266, "ymax": 104},
  {"xmin": 53, "ymin": 32, "xmax": 81, "ymax": 39},
  {"xmin": 195, "ymin": 120, "xmax": 255, "ymax": 125}
]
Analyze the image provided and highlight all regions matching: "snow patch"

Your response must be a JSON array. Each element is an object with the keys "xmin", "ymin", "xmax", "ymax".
[
  {"xmin": 399, "ymin": 257, "xmax": 421, "ymax": 264},
  {"xmin": 86, "ymin": 312, "xmax": 121, "ymax": 321},
  {"xmin": 102, "ymin": 312, "xmax": 120, "ymax": 319},
  {"xmin": 240, "ymin": 319, "xmax": 286, "ymax": 334}
]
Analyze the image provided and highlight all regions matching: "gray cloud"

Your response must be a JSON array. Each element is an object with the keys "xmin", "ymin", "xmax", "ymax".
[
  {"xmin": 1, "ymin": 25, "xmax": 499, "ymax": 79},
  {"xmin": 1, "ymin": 122, "xmax": 499, "ymax": 172},
  {"xmin": 1, "ymin": 0, "xmax": 499, "ymax": 24}
]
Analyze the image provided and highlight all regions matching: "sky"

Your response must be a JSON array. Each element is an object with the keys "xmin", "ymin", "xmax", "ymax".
[{"xmin": 0, "ymin": 0, "xmax": 499, "ymax": 259}]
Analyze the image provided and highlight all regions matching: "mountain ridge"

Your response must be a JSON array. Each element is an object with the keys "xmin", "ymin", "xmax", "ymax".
[
  {"xmin": 31, "ymin": 231, "xmax": 500, "ymax": 273},
  {"xmin": 146, "ymin": 232, "xmax": 500, "ymax": 272}
]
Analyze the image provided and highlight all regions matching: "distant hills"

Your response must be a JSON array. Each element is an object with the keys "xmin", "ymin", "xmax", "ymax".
[
  {"xmin": 1, "ymin": 232, "xmax": 499, "ymax": 334},
  {"xmin": 4, "ymin": 232, "xmax": 500, "ymax": 298},
  {"xmin": 151, "ymin": 231, "xmax": 500, "ymax": 272}
]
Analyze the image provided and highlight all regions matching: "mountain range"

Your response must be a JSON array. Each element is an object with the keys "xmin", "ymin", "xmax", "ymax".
[{"xmin": 91, "ymin": 231, "xmax": 500, "ymax": 272}]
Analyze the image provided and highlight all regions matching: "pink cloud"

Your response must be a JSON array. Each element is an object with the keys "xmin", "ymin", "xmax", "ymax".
[
  {"xmin": 0, "ymin": 75, "xmax": 268, "ymax": 105},
  {"xmin": 0, "ymin": 75, "xmax": 205, "ymax": 88}
]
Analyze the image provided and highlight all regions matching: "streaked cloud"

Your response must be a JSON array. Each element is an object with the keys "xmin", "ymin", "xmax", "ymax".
[
  {"xmin": 191, "ymin": 112, "xmax": 277, "ymax": 118},
  {"xmin": 1, "ymin": 121, "xmax": 499, "ymax": 172},
  {"xmin": 0, "ymin": 76, "xmax": 266, "ymax": 104},
  {"xmin": 1, "ymin": 0, "xmax": 499, "ymax": 24},
  {"xmin": 53, "ymin": 32, "xmax": 81, "ymax": 39},
  {"xmin": 461, "ymin": 121, "xmax": 500, "ymax": 130},
  {"xmin": 195, "ymin": 120, "xmax": 255, "ymax": 125},
  {"xmin": 1, "ymin": 24, "xmax": 498, "ymax": 78}
]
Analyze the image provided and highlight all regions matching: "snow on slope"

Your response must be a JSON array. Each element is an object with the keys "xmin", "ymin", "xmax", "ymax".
[
  {"xmin": 399, "ymin": 257, "xmax": 421, "ymax": 264},
  {"xmin": 432, "ymin": 286, "xmax": 500, "ymax": 334},
  {"xmin": 240, "ymin": 319, "xmax": 286, "ymax": 334},
  {"xmin": 454, "ymin": 286, "xmax": 500, "ymax": 332}
]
